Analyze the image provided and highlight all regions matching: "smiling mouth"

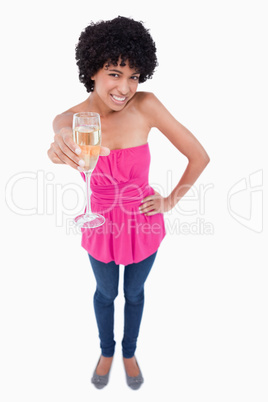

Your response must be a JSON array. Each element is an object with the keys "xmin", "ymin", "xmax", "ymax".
[{"xmin": 111, "ymin": 94, "xmax": 127, "ymax": 103}]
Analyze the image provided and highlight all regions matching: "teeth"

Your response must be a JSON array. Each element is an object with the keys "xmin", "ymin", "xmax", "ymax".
[{"xmin": 112, "ymin": 95, "xmax": 126, "ymax": 101}]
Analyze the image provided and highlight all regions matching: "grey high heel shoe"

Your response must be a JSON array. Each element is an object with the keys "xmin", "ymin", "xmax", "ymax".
[
  {"xmin": 124, "ymin": 357, "xmax": 144, "ymax": 390},
  {"xmin": 91, "ymin": 356, "xmax": 112, "ymax": 389}
]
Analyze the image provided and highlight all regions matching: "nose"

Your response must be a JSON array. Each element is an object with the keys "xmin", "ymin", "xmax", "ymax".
[{"xmin": 117, "ymin": 79, "xmax": 130, "ymax": 95}]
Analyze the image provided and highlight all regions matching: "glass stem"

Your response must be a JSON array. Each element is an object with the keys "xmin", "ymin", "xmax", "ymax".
[{"xmin": 85, "ymin": 171, "xmax": 92, "ymax": 217}]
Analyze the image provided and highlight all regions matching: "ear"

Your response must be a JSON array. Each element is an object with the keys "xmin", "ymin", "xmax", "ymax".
[{"xmin": 91, "ymin": 70, "xmax": 98, "ymax": 80}]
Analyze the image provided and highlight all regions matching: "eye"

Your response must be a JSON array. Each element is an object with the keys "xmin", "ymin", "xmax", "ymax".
[
  {"xmin": 109, "ymin": 73, "xmax": 120, "ymax": 78},
  {"xmin": 131, "ymin": 76, "xmax": 140, "ymax": 81}
]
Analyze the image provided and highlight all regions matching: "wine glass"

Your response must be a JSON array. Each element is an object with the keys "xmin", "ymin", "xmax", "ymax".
[{"xmin": 73, "ymin": 112, "xmax": 105, "ymax": 228}]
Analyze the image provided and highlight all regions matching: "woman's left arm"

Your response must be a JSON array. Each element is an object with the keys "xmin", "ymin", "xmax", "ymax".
[{"xmin": 139, "ymin": 93, "xmax": 210, "ymax": 216}]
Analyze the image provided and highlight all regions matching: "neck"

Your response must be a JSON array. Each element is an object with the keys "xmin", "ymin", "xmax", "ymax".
[{"xmin": 85, "ymin": 92, "xmax": 115, "ymax": 118}]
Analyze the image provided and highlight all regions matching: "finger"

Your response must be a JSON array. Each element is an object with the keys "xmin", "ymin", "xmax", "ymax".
[
  {"xmin": 51, "ymin": 142, "xmax": 81, "ymax": 169},
  {"xmin": 63, "ymin": 132, "xmax": 82, "ymax": 155},
  {"xmin": 54, "ymin": 128, "xmax": 81, "ymax": 156},
  {"xmin": 62, "ymin": 128, "xmax": 110, "ymax": 157},
  {"xmin": 140, "ymin": 191, "xmax": 160, "ymax": 204},
  {"xmin": 54, "ymin": 127, "xmax": 75, "ymax": 150},
  {"xmin": 54, "ymin": 135, "xmax": 81, "ymax": 165},
  {"xmin": 140, "ymin": 196, "xmax": 153, "ymax": 204},
  {"xmin": 67, "ymin": 141, "xmax": 81, "ymax": 156},
  {"xmin": 139, "ymin": 202, "xmax": 155, "ymax": 214},
  {"xmin": 139, "ymin": 200, "xmax": 154, "ymax": 209},
  {"xmin": 100, "ymin": 146, "xmax": 111, "ymax": 156},
  {"xmin": 144, "ymin": 210, "xmax": 157, "ymax": 216},
  {"xmin": 47, "ymin": 148, "xmax": 62, "ymax": 164},
  {"xmin": 55, "ymin": 150, "xmax": 81, "ymax": 170}
]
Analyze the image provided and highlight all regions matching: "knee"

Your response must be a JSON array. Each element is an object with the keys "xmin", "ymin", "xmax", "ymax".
[
  {"xmin": 124, "ymin": 288, "xmax": 144, "ymax": 305},
  {"xmin": 95, "ymin": 288, "xmax": 118, "ymax": 305}
]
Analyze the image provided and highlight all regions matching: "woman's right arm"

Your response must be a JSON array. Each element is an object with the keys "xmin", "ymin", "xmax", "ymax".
[{"xmin": 47, "ymin": 112, "xmax": 110, "ymax": 170}]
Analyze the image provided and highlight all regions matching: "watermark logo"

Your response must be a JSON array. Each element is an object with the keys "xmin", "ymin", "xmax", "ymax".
[
  {"xmin": 5, "ymin": 169, "xmax": 214, "ymax": 236},
  {"xmin": 227, "ymin": 169, "xmax": 263, "ymax": 233},
  {"xmin": 5, "ymin": 171, "xmax": 85, "ymax": 227}
]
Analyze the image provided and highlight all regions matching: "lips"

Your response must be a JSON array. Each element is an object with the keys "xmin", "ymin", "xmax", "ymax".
[{"xmin": 111, "ymin": 94, "xmax": 127, "ymax": 104}]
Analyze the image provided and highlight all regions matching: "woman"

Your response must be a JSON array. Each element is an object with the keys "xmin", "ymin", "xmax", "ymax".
[{"xmin": 47, "ymin": 16, "xmax": 210, "ymax": 390}]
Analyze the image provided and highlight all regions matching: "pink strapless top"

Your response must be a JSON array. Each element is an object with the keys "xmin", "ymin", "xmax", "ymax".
[{"xmin": 80, "ymin": 142, "xmax": 166, "ymax": 265}]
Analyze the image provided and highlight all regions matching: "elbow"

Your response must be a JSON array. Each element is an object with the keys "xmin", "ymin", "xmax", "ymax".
[
  {"xmin": 189, "ymin": 151, "xmax": 210, "ymax": 169},
  {"xmin": 201, "ymin": 154, "xmax": 210, "ymax": 171},
  {"xmin": 204, "ymin": 153, "xmax": 210, "ymax": 166},
  {"xmin": 199, "ymin": 148, "xmax": 210, "ymax": 168}
]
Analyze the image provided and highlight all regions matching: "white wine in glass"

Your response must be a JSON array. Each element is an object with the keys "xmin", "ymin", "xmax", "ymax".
[{"xmin": 73, "ymin": 112, "xmax": 105, "ymax": 228}]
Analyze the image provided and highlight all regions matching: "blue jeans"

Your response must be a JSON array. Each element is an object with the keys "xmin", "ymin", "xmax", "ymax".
[{"xmin": 88, "ymin": 251, "xmax": 158, "ymax": 359}]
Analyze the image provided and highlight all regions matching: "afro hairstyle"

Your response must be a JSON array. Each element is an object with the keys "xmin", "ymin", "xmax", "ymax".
[{"xmin": 75, "ymin": 16, "xmax": 158, "ymax": 92}]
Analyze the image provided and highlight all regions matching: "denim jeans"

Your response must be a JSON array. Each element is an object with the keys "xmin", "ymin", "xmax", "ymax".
[{"xmin": 88, "ymin": 251, "xmax": 158, "ymax": 358}]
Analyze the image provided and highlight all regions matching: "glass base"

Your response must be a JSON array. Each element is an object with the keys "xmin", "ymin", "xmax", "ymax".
[{"xmin": 74, "ymin": 213, "xmax": 105, "ymax": 229}]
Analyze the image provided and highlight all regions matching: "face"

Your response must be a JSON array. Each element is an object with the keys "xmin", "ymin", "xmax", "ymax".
[{"xmin": 91, "ymin": 60, "xmax": 140, "ymax": 112}]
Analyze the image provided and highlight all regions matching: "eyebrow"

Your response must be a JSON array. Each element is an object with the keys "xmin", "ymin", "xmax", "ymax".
[{"xmin": 108, "ymin": 69, "xmax": 140, "ymax": 75}]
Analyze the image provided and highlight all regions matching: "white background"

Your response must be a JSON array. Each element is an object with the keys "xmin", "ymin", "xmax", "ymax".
[{"xmin": 1, "ymin": 0, "xmax": 267, "ymax": 401}]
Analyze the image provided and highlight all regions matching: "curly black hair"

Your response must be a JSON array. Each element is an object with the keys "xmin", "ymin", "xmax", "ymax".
[{"xmin": 75, "ymin": 16, "xmax": 158, "ymax": 92}]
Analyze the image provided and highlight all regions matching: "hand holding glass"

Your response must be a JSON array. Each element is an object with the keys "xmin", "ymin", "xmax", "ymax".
[{"xmin": 73, "ymin": 112, "xmax": 105, "ymax": 228}]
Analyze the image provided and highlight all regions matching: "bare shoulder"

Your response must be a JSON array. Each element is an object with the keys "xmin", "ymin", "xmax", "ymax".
[
  {"xmin": 134, "ymin": 91, "xmax": 167, "ymax": 113},
  {"xmin": 134, "ymin": 91, "xmax": 158, "ymax": 106},
  {"xmin": 133, "ymin": 91, "xmax": 168, "ymax": 127}
]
